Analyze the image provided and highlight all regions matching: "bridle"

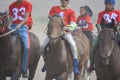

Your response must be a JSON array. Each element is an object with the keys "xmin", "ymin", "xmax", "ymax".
[
  {"xmin": 47, "ymin": 15, "xmax": 65, "ymax": 39},
  {"xmin": 0, "ymin": 16, "xmax": 16, "ymax": 38},
  {"xmin": 0, "ymin": 16, "xmax": 6, "ymax": 33}
]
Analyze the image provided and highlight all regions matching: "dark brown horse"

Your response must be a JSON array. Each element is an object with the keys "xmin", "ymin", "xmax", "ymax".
[
  {"xmin": 45, "ymin": 15, "xmax": 90, "ymax": 80},
  {"xmin": 0, "ymin": 12, "xmax": 41, "ymax": 80},
  {"xmin": 94, "ymin": 28, "xmax": 120, "ymax": 80}
]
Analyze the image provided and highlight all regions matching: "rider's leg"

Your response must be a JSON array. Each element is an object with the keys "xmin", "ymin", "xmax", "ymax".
[
  {"xmin": 17, "ymin": 25, "xmax": 30, "ymax": 78},
  {"xmin": 41, "ymin": 36, "xmax": 50, "ymax": 72},
  {"xmin": 88, "ymin": 36, "xmax": 98, "ymax": 72},
  {"xmin": 117, "ymin": 31, "xmax": 120, "ymax": 44},
  {"xmin": 63, "ymin": 32, "xmax": 80, "ymax": 74}
]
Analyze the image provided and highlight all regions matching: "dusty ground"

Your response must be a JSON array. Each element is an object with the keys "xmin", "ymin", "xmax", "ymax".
[{"xmin": 0, "ymin": 0, "xmax": 120, "ymax": 80}]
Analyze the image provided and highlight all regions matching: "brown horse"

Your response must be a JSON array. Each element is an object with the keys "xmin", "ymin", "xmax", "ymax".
[
  {"xmin": 0, "ymin": 12, "xmax": 41, "ymax": 80},
  {"xmin": 94, "ymin": 28, "xmax": 120, "ymax": 80},
  {"xmin": 45, "ymin": 15, "xmax": 90, "ymax": 80}
]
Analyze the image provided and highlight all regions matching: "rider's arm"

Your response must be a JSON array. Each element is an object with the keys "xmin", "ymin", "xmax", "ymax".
[
  {"xmin": 15, "ymin": 12, "xmax": 30, "ymax": 30},
  {"xmin": 96, "ymin": 12, "xmax": 102, "ymax": 31},
  {"xmin": 117, "ymin": 11, "xmax": 120, "ymax": 31},
  {"xmin": 67, "ymin": 10, "xmax": 77, "ymax": 31},
  {"xmin": 8, "ymin": 15, "xmax": 13, "ymax": 28},
  {"xmin": 48, "ymin": 6, "xmax": 55, "ymax": 18},
  {"xmin": 16, "ymin": 3, "xmax": 32, "ymax": 30}
]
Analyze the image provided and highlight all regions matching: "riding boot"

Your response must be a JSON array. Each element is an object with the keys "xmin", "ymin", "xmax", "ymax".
[
  {"xmin": 41, "ymin": 48, "xmax": 46, "ymax": 72},
  {"xmin": 22, "ymin": 70, "xmax": 29, "ymax": 78},
  {"xmin": 41, "ymin": 59, "xmax": 46, "ymax": 72},
  {"xmin": 41, "ymin": 36, "xmax": 50, "ymax": 72},
  {"xmin": 74, "ymin": 59, "xmax": 80, "ymax": 74},
  {"xmin": 116, "ymin": 32, "xmax": 120, "ymax": 45},
  {"xmin": 88, "ymin": 37, "xmax": 98, "ymax": 73}
]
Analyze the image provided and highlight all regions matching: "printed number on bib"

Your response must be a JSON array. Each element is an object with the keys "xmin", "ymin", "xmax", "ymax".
[
  {"xmin": 103, "ymin": 13, "xmax": 117, "ymax": 23},
  {"xmin": 12, "ymin": 7, "xmax": 26, "ymax": 21}
]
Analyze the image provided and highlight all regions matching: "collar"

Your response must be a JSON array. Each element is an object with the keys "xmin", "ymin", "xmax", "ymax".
[{"xmin": 60, "ymin": 6, "xmax": 68, "ymax": 10}]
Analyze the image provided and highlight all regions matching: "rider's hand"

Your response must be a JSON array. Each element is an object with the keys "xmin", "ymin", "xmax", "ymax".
[
  {"xmin": 15, "ymin": 24, "xmax": 21, "ymax": 30},
  {"xmin": 64, "ymin": 27, "xmax": 71, "ymax": 32},
  {"xmin": 96, "ymin": 24, "xmax": 101, "ymax": 32}
]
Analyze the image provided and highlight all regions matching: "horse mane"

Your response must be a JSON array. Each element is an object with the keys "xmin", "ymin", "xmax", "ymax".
[{"xmin": 96, "ymin": 28, "xmax": 116, "ymax": 59}]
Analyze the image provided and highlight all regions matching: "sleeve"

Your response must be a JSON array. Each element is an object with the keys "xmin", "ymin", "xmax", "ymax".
[
  {"xmin": 49, "ymin": 6, "xmax": 55, "ymax": 17},
  {"xmin": 26, "ymin": 2, "xmax": 32, "ymax": 13},
  {"xmin": 97, "ymin": 12, "xmax": 102, "ymax": 25},
  {"xmin": 9, "ymin": 4, "xmax": 13, "ymax": 16},
  {"xmin": 67, "ymin": 10, "xmax": 77, "ymax": 30},
  {"xmin": 85, "ymin": 15, "xmax": 91, "ymax": 23},
  {"xmin": 76, "ymin": 16, "xmax": 80, "ymax": 24},
  {"xmin": 69, "ymin": 10, "xmax": 76, "ymax": 23},
  {"xmin": 117, "ymin": 11, "xmax": 120, "ymax": 23}
]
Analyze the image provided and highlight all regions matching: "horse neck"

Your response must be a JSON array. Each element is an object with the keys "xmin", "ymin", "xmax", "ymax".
[
  {"xmin": 48, "ymin": 37, "xmax": 68, "ymax": 60},
  {"xmin": 98, "ymin": 30, "xmax": 115, "ymax": 57},
  {"xmin": 0, "ymin": 29, "xmax": 13, "ymax": 43}
]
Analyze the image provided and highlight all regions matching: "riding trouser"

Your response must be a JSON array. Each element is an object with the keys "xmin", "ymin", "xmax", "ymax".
[
  {"xmin": 11, "ymin": 24, "xmax": 30, "ymax": 73},
  {"xmin": 41, "ymin": 32, "xmax": 78, "ymax": 60},
  {"xmin": 41, "ymin": 32, "xmax": 80, "ymax": 74},
  {"xmin": 89, "ymin": 37, "xmax": 98, "ymax": 65}
]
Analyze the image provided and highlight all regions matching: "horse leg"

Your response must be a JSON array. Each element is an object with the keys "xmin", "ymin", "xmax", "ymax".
[
  {"xmin": 74, "ymin": 55, "xmax": 87, "ymax": 80},
  {"xmin": 45, "ymin": 73, "xmax": 53, "ymax": 80},
  {"xmin": 0, "ymin": 75, "xmax": 6, "ymax": 80},
  {"xmin": 10, "ymin": 66, "xmax": 21, "ymax": 80},
  {"xmin": 117, "ymin": 75, "xmax": 120, "ymax": 80},
  {"xmin": 28, "ymin": 57, "xmax": 40, "ymax": 80},
  {"xmin": 56, "ymin": 72, "xmax": 68, "ymax": 80}
]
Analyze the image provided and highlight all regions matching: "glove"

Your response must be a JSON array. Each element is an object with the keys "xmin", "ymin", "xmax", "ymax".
[
  {"xmin": 67, "ymin": 22, "xmax": 77, "ymax": 31},
  {"xmin": 96, "ymin": 24, "xmax": 101, "ymax": 32}
]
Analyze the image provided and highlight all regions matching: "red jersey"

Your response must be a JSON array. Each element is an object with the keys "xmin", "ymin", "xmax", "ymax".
[
  {"xmin": 9, "ymin": 0, "xmax": 33, "ymax": 29},
  {"xmin": 97, "ymin": 10, "xmax": 120, "ymax": 27},
  {"xmin": 49, "ymin": 6, "xmax": 76, "ymax": 26},
  {"xmin": 77, "ymin": 15, "xmax": 94, "ymax": 31}
]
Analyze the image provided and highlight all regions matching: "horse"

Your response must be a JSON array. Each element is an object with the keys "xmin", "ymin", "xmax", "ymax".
[
  {"xmin": 94, "ymin": 28, "xmax": 120, "ymax": 80},
  {"xmin": 0, "ymin": 12, "xmax": 41, "ymax": 80},
  {"xmin": 44, "ymin": 15, "xmax": 90, "ymax": 80}
]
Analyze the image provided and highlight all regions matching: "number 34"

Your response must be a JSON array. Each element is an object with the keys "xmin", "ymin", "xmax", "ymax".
[{"xmin": 12, "ymin": 7, "xmax": 26, "ymax": 21}]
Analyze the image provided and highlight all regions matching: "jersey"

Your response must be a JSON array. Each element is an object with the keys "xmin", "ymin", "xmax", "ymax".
[
  {"xmin": 49, "ymin": 6, "xmax": 76, "ymax": 26},
  {"xmin": 97, "ymin": 10, "xmax": 120, "ymax": 28},
  {"xmin": 77, "ymin": 15, "xmax": 94, "ymax": 31},
  {"xmin": 9, "ymin": 0, "xmax": 33, "ymax": 29}
]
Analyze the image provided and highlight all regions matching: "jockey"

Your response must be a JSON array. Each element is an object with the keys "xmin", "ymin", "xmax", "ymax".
[
  {"xmin": 41, "ymin": 0, "xmax": 80, "ymax": 74},
  {"xmin": 88, "ymin": 0, "xmax": 120, "ymax": 73},
  {"xmin": 77, "ymin": 5, "xmax": 96, "ymax": 44},
  {"xmin": 8, "ymin": 0, "xmax": 32, "ymax": 78}
]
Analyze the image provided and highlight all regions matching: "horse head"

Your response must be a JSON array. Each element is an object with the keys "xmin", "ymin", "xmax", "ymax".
[
  {"xmin": 47, "ymin": 15, "xmax": 65, "ymax": 43},
  {"xmin": 98, "ymin": 28, "xmax": 115, "ymax": 65}
]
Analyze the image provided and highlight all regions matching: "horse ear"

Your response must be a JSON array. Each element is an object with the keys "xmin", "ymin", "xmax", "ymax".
[{"xmin": 48, "ymin": 16, "xmax": 52, "ymax": 20}]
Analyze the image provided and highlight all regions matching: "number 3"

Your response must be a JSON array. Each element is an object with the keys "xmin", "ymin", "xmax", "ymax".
[{"xmin": 12, "ymin": 7, "xmax": 26, "ymax": 21}]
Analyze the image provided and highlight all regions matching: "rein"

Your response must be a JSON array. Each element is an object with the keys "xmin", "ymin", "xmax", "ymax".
[
  {"xmin": 0, "ymin": 28, "xmax": 16, "ymax": 38},
  {"xmin": 0, "ymin": 16, "xmax": 17, "ymax": 38}
]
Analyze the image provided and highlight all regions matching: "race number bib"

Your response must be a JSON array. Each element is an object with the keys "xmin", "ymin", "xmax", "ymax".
[
  {"xmin": 12, "ymin": 7, "xmax": 26, "ymax": 21},
  {"xmin": 78, "ymin": 20, "xmax": 88, "ymax": 28},
  {"xmin": 59, "ymin": 12, "xmax": 64, "ymax": 18},
  {"xmin": 103, "ymin": 13, "xmax": 118, "ymax": 23}
]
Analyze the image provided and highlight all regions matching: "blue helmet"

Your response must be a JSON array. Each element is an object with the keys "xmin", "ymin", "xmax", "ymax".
[{"xmin": 104, "ymin": 0, "xmax": 115, "ymax": 5}]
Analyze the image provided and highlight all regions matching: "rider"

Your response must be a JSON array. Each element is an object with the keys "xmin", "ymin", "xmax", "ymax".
[
  {"xmin": 88, "ymin": 0, "xmax": 120, "ymax": 73},
  {"xmin": 41, "ymin": 0, "xmax": 80, "ymax": 74},
  {"xmin": 77, "ymin": 5, "xmax": 96, "ymax": 44},
  {"xmin": 8, "ymin": 0, "xmax": 33, "ymax": 78}
]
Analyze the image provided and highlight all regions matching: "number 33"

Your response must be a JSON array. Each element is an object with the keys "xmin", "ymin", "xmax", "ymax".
[{"xmin": 12, "ymin": 7, "xmax": 26, "ymax": 21}]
